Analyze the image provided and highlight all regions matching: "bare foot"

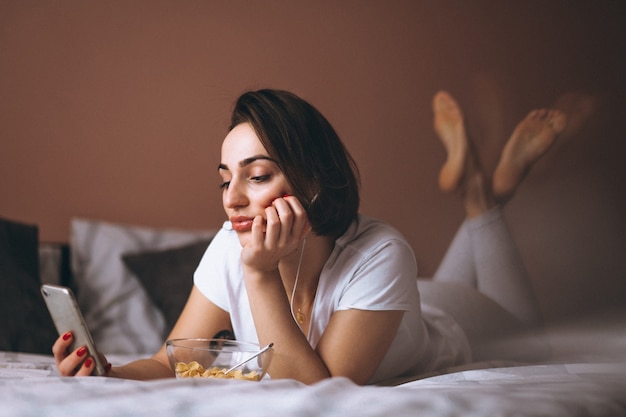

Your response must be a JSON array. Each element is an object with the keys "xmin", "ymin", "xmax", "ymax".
[
  {"xmin": 493, "ymin": 109, "xmax": 567, "ymax": 201},
  {"xmin": 433, "ymin": 91, "xmax": 468, "ymax": 192},
  {"xmin": 553, "ymin": 92, "xmax": 596, "ymax": 139}
]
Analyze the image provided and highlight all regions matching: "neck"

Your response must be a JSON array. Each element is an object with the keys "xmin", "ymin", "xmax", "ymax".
[
  {"xmin": 280, "ymin": 234, "xmax": 333, "ymax": 329},
  {"xmin": 279, "ymin": 234, "xmax": 334, "ymax": 299}
]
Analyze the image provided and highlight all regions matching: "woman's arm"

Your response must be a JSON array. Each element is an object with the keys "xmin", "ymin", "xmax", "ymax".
[
  {"xmin": 248, "ymin": 270, "xmax": 404, "ymax": 385},
  {"xmin": 113, "ymin": 285, "xmax": 233, "ymax": 380},
  {"xmin": 316, "ymin": 309, "xmax": 404, "ymax": 384},
  {"xmin": 54, "ymin": 285, "xmax": 232, "ymax": 380}
]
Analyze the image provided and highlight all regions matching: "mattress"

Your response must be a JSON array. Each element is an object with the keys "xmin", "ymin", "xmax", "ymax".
[{"xmin": 1, "ymin": 351, "xmax": 625, "ymax": 417}]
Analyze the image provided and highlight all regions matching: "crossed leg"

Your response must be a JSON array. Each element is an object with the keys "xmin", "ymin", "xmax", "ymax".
[{"xmin": 423, "ymin": 91, "xmax": 567, "ymax": 361}]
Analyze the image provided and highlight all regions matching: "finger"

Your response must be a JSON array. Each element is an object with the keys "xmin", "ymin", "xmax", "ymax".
[
  {"xmin": 250, "ymin": 214, "xmax": 267, "ymax": 247},
  {"xmin": 52, "ymin": 331, "xmax": 73, "ymax": 366},
  {"xmin": 52, "ymin": 331, "xmax": 72, "ymax": 356},
  {"xmin": 98, "ymin": 353, "xmax": 112, "ymax": 376},
  {"xmin": 271, "ymin": 198, "xmax": 295, "ymax": 241},
  {"xmin": 283, "ymin": 195, "xmax": 311, "ymax": 238},
  {"xmin": 56, "ymin": 345, "xmax": 89, "ymax": 376},
  {"xmin": 75, "ymin": 356, "xmax": 95, "ymax": 376},
  {"xmin": 264, "ymin": 205, "xmax": 282, "ymax": 246}
]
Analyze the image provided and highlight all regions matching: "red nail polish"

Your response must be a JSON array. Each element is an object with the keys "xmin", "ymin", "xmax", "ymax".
[
  {"xmin": 62, "ymin": 331, "xmax": 72, "ymax": 341},
  {"xmin": 77, "ymin": 346, "xmax": 87, "ymax": 357},
  {"xmin": 266, "ymin": 194, "xmax": 290, "ymax": 208},
  {"xmin": 84, "ymin": 358, "xmax": 93, "ymax": 368}
]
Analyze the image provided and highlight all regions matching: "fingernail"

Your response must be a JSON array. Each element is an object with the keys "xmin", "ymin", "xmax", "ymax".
[
  {"xmin": 77, "ymin": 346, "xmax": 87, "ymax": 357},
  {"xmin": 266, "ymin": 194, "xmax": 290, "ymax": 208},
  {"xmin": 84, "ymin": 358, "xmax": 93, "ymax": 367},
  {"xmin": 62, "ymin": 331, "xmax": 72, "ymax": 341},
  {"xmin": 105, "ymin": 363, "xmax": 112, "ymax": 373}
]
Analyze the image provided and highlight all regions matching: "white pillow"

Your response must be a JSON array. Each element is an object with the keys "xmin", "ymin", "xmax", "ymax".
[{"xmin": 70, "ymin": 218, "xmax": 216, "ymax": 354}]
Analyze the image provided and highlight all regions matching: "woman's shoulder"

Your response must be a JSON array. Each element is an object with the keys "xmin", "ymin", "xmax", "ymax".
[
  {"xmin": 194, "ymin": 221, "xmax": 243, "ymax": 284},
  {"xmin": 337, "ymin": 214, "xmax": 410, "ymax": 248},
  {"xmin": 325, "ymin": 214, "xmax": 418, "ymax": 295},
  {"xmin": 331, "ymin": 214, "xmax": 415, "ymax": 268}
]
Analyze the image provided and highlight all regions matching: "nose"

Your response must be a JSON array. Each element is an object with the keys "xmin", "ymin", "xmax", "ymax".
[{"xmin": 223, "ymin": 180, "xmax": 247, "ymax": 209}]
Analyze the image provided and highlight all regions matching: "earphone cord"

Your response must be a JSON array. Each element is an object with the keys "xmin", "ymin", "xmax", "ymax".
[{"xmin": 290, "ymin": 237, "xmax": 307, "ymax": 328}]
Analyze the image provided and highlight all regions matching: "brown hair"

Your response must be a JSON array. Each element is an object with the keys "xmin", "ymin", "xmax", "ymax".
[{"xmin": 229, "ymin": 89, "xmax": 360, "ymax": 239}]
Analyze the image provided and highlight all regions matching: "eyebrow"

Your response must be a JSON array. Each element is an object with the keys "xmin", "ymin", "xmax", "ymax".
[{"xmin": 218, "ymin": 155, "xmax": 276, "ymax": 171}]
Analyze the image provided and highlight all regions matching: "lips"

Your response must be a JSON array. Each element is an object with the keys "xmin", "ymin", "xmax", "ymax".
[{"xmin": 229, "ymin": 216, "xmax": 254, "ymax": 232}]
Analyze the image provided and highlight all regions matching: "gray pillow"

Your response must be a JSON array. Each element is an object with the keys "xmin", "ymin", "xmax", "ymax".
[
  {"xmin": 122, "ymin": 239, "xmax": 212, "ymax": 335},
  {"xmin": 70, "ymin": 218, "xmax": 216, "ymax": 354},
  {"xmin": 0, "ymin": 217, "xmax": 57, "ymax": 354}
]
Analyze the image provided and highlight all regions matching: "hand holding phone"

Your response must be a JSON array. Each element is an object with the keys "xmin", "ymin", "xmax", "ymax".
[{"xmin": 41, "ymin": 284, "xmax": 106, "ymax": 376}]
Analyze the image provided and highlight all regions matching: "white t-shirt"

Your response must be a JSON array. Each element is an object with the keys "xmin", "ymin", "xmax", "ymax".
[{"xmin": 194, "ymin": 214, "xmax": 468, "ymax": 383}]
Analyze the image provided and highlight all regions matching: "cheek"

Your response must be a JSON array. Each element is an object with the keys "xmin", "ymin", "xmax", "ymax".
[
  {"xmin": 259, "ymin": 186, "xmax": 291, "ymax": 208},
  {"xmin": 263, "ymin": 196, "xmax": 277, "ymax": 208},
  {"xmin": 252, "ymin": 190, "xmax": 276, "ymax": 210},
  {"xmin": 262, "ymin": 191, "xmax": 293, "ymax": 209}
]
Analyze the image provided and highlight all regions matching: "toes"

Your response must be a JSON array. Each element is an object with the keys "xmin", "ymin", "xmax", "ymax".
[
  {"xmin": 548, "ymin": 110, "xmax": 567, "ymax": 133},
  {"xmin": 433, "ymin": 90, "xmax": 456, "ymax": 112}
]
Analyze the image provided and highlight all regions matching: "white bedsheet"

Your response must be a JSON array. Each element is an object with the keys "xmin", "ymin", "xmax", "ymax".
[{"xmin": 1, "ymin": 351, "xmax": 625, "ymax": 417}]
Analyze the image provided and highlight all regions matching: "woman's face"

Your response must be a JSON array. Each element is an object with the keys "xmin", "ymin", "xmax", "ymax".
[{"xmin": 218, "ymin": 123, "xmax": 292, "ymax": 246}]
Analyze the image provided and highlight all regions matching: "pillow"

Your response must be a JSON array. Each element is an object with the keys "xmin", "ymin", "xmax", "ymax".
[
  {"xmin": 0, "ymin": 217, "xmax": 57, "ymax": 354},
  {"xmin": 39, "ymin": 242, "xmax": 73, "ymax": 288},
  {"xmin": 121, "ymin": 239, "xmax": 212, "ymax": 335},
  {"xmin": 70, "ymin": 218, "xmax": 216, "ymax": 354}
]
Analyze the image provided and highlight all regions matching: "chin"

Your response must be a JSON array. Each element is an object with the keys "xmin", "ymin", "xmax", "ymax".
[{"xmin": 235, "ymin": 231, "xmax": 251, "ymax": 247}]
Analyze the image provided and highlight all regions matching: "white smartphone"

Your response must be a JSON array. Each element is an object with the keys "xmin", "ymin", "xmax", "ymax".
[{"xmin": 40, "ymin": 284, "xmax": 106, "ymax": 376}]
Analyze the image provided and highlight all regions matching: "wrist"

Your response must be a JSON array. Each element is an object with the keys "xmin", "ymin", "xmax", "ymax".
[
  {"xmin": 107, "ymin": 365, "xmax": 119, "ymax": 378},
  {"xmin": 242, "ymin": 265, "xmax": 280, "ymax": 284}
]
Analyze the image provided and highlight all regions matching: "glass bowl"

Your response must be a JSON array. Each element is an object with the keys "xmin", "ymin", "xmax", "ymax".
[{"xmin": 166, "ymin": 338, "xmax": 273, "ymax": 381}]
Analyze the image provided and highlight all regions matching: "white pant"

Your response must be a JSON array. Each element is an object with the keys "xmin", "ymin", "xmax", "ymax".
[{"xmin": 419, "ymin": 208, "xmax": 548, "ymax": 361}]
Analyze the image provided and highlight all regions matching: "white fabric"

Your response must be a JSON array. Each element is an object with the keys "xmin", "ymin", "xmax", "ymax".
[
  {"xmin": 433, "ymin": 207, "xmax": 541, "ymax": 326},
  {"xmin": 2, "ymin": 352, "xmax": 625, "ymax": 417},
  {"xmin": 195, "ymin": 214, "xmax": 431, "ymax": 383},
  {"xmin": 70, "ymin": 218, "xmax": 216, "ymax": 354},
  {"xmin": 419, "ymin": 303, "xmax": 472, "ymax": 371}
]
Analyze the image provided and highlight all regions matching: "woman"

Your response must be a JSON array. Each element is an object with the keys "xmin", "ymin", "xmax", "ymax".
[{"xmin": 53, "ymin": 89, "xmax": 565, "ymax": 384}]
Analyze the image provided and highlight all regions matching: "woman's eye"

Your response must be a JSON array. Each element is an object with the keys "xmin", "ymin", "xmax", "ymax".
[
  {"xmin": 219, "ymin": 174, "xmax": 270, "ymax": 190},
  {"xmin": 250, "ymin": 175, "xmax": 270, "ymax": 183}
]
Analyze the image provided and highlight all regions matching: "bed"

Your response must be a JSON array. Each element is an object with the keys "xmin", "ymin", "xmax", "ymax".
[
  {"xmin": 2, "ymin": 216, "xmax": 625, "ymax": 416},
  {"xmin": 2, "ymin": 352, "xmax": 625, "ymax": 416}
]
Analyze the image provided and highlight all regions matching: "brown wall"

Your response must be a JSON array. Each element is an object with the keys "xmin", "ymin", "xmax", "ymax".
[{"xmin": 1, "ymin": 1, "xmax": 624, "ymax": 324}]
